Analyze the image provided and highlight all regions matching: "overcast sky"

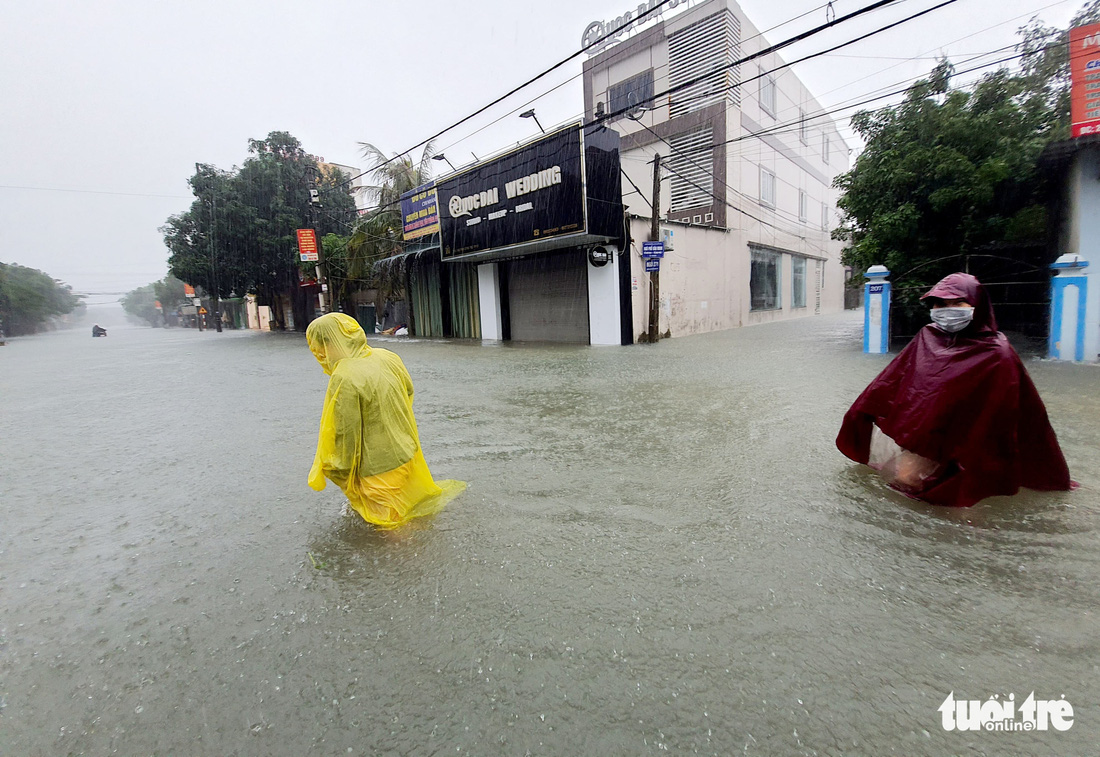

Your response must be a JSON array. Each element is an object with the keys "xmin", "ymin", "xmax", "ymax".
[{"xmin": 0, "ymin": 0, "xmax": 1080, "ymax": 298}]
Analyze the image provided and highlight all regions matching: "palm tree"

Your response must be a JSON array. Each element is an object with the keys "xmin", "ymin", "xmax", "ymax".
[{"xmin": 344, "ymin": 142, "xmax": 437, "ymax": 317}]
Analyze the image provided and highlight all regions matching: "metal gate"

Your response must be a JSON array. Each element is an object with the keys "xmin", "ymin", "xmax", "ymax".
[
  {"xmin": 888, "ymin": 250, "xmax": 1051, "ymax": 352},
  {"xmin": 505, "ymin": 251, "xmax": 590, "ymax": 344}
]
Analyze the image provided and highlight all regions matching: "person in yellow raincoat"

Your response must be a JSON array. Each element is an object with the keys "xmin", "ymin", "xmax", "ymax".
[{"xmin": 306, "ymin": 313, "xmax": 465, "ymax": 528}]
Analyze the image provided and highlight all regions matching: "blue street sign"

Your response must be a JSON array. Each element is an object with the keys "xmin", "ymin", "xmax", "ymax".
[
  {"xmin": 645, "ymin": 258, "xmax": 660, "ymax": 273},
  {"xmin": 642, "ymin": 241, "xmax": 665, "ymax": 259}
]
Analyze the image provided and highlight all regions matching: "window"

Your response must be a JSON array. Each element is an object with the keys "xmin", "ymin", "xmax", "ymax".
[
  {"xmin": 760, "ymin": 75, "xmax": 777, "ymax": 117},
  {"xmin": 669, "ymin": 10, "xmax": 742, "ymax": 115},
  {"xmin": 821, "ymin": 202, "xmax": 829, "ymax": 231},
  {"xmin": 608, "ymin": 70, "xmax": 654, "ymax": 118},
  {"xmin": 799, "ymin": 190, "xmax": 808, "ymax": 222},
  {"xmin": 750, "ymin": 247, "xmax": 781, "ymax": 311},
  {"xmin": 759, "ymin": 167, "xmax": 776, "ymax": 207},
  {"xmin": 799, "ymin": 108, "xmax": 808, "ymax": 144},
  {"xmin": 668, "ymin": 127, "xmax": 714, "ymax": 212},
  {"xmin": 822, "ymin": 133, "xmax": 831, "ymax": 164},
  {"xmin": 792, "ymin": 256, "xmax": 806, "ymax": 308}
]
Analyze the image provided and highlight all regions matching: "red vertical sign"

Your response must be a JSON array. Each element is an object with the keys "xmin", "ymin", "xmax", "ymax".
[
  {"xmin": 297, "ymin": 229, "xmax": 319, "ymax": 262},
  {"xmin": 1070, "ymin": 22, "xmax": 1100, "ymax": 137}
]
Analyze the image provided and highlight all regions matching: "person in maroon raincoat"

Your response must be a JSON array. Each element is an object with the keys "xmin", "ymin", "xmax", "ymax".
[{"xmin": 836, "ymin": 272, "xmax": 1071, "ymax": 507}]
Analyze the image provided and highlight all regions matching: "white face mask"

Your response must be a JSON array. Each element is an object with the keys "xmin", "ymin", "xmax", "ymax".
[{"xmin": 930, "ymin": 306, "xmax": 974, "ymax": 333}]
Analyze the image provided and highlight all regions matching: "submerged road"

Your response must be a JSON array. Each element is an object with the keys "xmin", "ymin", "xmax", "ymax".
[{"xmin": 2, "ymin": 312, "xmax": 1098, "ymax": 755}]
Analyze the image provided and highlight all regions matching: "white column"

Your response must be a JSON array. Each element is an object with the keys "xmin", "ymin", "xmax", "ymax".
[
  {"xmin": 1048, "ymin": 254, "xmax": 1090, "ymax": 361},
  {"xmin": 587, "ymin": 246, "xmax": 622, "ymax": 346},
  {"xmin": 477, "ymin": 263, "xmax": 503, "ymax": 341},
  {"xmin": 863, "ymin": 265, "xmax": 891, "ymax": 354}
]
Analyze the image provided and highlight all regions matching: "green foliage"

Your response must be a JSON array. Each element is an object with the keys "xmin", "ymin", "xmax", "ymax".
[
  {"xmin": 120, "ymin": 276, "xmax": 187, "ymax": 327},
  {"xmin": 162, "ymin": 131, "xmax": 357, "ymax": 327},
  {"xmin": 0, "ymin": 262, "xmax": 81, "ymax": 336},
  {"xmin": 120, "ymin": 283, "xmax": 160, "ymax": 326},
  {"xmin": 342, "ymin": 142, "xmax": 437, "ymax": 309},
  {"xmin": 834, "ymin": 2, "xmax": 1100, "ymax": 296}
]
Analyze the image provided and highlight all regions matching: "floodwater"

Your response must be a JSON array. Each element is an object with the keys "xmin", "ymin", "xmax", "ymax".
[{"xmin": 2, "ymin": 312, "xmax": 1098, "ymax": 756}]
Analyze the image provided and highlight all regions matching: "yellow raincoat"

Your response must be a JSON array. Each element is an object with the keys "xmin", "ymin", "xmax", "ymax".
[{"xmin": 306, "ymin": 313, "xmax": 464, "ymax": 527}]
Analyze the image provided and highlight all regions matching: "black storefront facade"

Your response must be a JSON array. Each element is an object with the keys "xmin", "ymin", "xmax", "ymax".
[{"xmin": 401, "ymin": 123, "xmax": 630, "ymax": 345}]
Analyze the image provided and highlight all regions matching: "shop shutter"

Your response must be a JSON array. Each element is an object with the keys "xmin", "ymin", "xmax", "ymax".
[{"xmin": 506, "ymin": 251, "xmax": 590, "ymax": 344}]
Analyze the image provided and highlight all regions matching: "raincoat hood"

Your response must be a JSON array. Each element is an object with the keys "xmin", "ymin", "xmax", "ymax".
[
  {"xmin": 920, "ymin": 272, "xmax": 997, "ymax": 334},
  {"xmin": 305, "ymin": 313, "xmax": 371, "ymax": 375}
]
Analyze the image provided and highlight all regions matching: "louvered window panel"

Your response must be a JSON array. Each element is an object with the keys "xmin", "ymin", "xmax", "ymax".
[
  {"xmin": 668, "ymin": 128, "xmax": 714, "ymax": 212},
  {"xmin": 668, "ymin": 10, "xmax": 741, "ymax": 118}
]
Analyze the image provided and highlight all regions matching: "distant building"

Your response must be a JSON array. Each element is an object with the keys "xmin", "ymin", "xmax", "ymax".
[{"xmin": 322, "ymin": 162, "xmax": 371, "ymax": 215}]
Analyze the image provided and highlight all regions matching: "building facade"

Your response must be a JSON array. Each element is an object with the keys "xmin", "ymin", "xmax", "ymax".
[{"xmin": 582, "ymin": 0, "xmax": 850, "ymax": 337}]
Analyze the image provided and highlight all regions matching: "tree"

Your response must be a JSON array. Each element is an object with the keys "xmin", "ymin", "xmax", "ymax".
[
  {"xmin": 834, "ymin": 1, "xmax": 1100, "ymax": 298},
  {"xmin": 162, "ymin": 131, "xmax": 356, "ymax": 330},
  {"xmin": 0, "ymin": 262, "xmax": 81, "ymax": 336},
  {"xmin": 340, "ymin": 142, "xmax": 437, "ymax": 315},
  {"xmin": 121, "ymin": 275, "xmax": 186, "ymax": 327}
]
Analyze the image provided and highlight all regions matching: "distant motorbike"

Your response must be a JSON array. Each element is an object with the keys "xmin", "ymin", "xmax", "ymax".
[{"xmin": 92, "ymin": 325, "xmax": 107, "ymax": 337}]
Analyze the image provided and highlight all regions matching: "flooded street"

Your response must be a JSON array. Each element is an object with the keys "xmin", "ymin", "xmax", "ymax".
[{"xmin": 2, "ymin": 312, "xmax": 1099, "ymax": 756}]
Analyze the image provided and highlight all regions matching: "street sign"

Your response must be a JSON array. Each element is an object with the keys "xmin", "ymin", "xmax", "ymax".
[
  {"xmin": 645, "ymin": 258, "xmax": 660, "ymax": 273},
  {"xmin": 642, "ymin": 241, "xmax": 665, "ymax": 259},
  {"xmin": 869, "ymin": 283, "xmax": 884, "ymax": 294},
  {"xmin": 198, "ymin": 307, "xmax": 208, "ymax": 314},
  {"xmin": 192, "ymin": 298, "xmax": 202, "ymax": 306},
  {"xmin": 297, "ymin": 229, "xmax": 319, "ymax": 262}
]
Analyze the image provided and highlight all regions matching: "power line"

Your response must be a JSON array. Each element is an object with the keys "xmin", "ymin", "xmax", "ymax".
[
  {"xmin": 596, "ymin": 0, "xmax": 908, "ymax": 125},
  {"xmin": 329, "ymin": 0, "xmax": 913, "ymax": 225},
  {"xmin": 332, "ymin": 0, "xmax": 682, "ymax": 193},
  {"xmin": 431, "ymin": 2, "xmax": 837, "ymax": 164}
]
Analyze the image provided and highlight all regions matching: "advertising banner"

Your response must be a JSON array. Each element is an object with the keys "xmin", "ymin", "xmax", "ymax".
[
  {"xmin": 183, "ymin": 284, "xmax": 196, "ymax": 297},
  {"xmin": 1070, "ymin": 22, "xmax": 1100, "ymax": 137},
  {"xmin": 297, "ymin": 228, "xmax": 319, "ymax": 262},
  {"xmin": 437, "ymin": 125, "xmax": 586, "ymax": 260},
  {"xmin": 401, "ymin": 183, "xmax": 440, "ymax": 241}
]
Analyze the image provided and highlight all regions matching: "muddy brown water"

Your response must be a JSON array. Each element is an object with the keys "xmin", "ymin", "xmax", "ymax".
[{"xmin": 2, "ymin": 312, "xmax": 1098, "ymax": 755}]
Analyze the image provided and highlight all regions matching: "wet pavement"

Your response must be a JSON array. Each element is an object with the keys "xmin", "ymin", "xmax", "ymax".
[{"xmin": 2, "ymin": 312, "xmax": 1098, "ymax": 756}]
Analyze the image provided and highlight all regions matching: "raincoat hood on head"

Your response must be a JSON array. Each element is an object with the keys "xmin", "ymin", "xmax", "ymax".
[
  {"xmin": 305, "ymin": 313, "xmax": 371, "ymax": 375},
  {"xmin": 920, "ymin": 272, "xmax": 997, "ymax": 333}
]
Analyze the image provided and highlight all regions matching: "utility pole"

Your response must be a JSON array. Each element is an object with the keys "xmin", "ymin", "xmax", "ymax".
[
  {"xmin": 647, "ymin": 153, "xmax": 662, "ymax": 343},
  {"xmin": 210, "ymin": 190, "xmax": 222, "ymax": 332},
  {"xmin": 308, "ymin": 178, "xmax": 330, "ymax": 314}
]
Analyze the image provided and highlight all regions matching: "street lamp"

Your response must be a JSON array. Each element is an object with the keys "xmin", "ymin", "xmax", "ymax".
[
  {"xmin": 519, "ymin": 109, "xmax": 545, "ymax": 134},
  {"xmin": 432, "ymin": 153, "xmax": 456, "ymax": 171}
]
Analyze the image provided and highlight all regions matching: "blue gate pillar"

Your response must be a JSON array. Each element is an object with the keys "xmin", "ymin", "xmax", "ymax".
[
  {"xmin": 863, "ymin": 265, "xmax": 891, "ymax": 354},
  {"xmin": 1049, "ymin": 253, "xmax": 1090, "ymax": 362}
]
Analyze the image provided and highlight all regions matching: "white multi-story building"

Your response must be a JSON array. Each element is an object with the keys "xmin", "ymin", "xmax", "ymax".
[{"xmin": 582, "ymin": 0, "xmax": 850, "ymax": 336}]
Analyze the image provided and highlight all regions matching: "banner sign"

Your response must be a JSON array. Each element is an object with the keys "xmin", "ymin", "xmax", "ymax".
[
  {"xmin": 297, "ymin": 228, "xmax": 319, "ymax": 262},
  {"xmin": 183, "ymin": 284, "xmax": 196, "ymax": 297},
  {"xmin": 1070, "ymin": 22, "xmax": 1100, "ymax": 137},
  {"xmin": 401, "ymin": 183, "xmax": 440, "ymax": 241},
  {"xmin": 438, "ymin": 125, "xmax": 586, "ymax": 260}
]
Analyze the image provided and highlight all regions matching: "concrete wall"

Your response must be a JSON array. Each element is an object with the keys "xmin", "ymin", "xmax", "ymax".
[
  {"xmin": 629, "ymin": 217, "xmax": 844, "ymax": 340},
  {"xmin": 477, "ymin": 263, "xmax": 503, "ymax": 341},
  {"xmin": 587, "ymin": 248, "xmax": 623, "ymax": 345}
]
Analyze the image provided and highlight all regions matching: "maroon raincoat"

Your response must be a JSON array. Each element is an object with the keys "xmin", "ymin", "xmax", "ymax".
[{"xmin": 836, "ymin": 273, "xmax": 1071, "ymax": 507}]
